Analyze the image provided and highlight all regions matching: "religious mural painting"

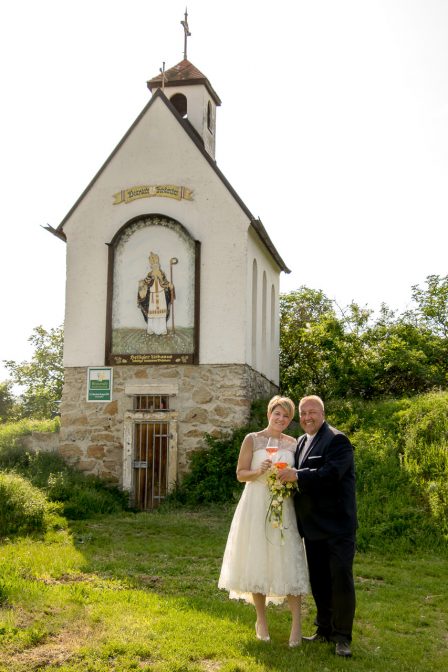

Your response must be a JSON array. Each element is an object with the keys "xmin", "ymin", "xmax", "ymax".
[
  {"xmin": 106, "ymin": 215, "xmax": 199, "ymax": 365},
  {"xmin": 137, "ymin": 251, "xmax": 177, "ymax": 335}
]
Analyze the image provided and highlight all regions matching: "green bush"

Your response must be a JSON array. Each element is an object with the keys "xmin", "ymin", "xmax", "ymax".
[
  {"xmin": 168, "ymin": 429, "xmax": 246, "ymax": 505},
  {"xmin": 45, "ymin": 470, "xmax": 129, "ymax": 519},
  {"xmin": 349, "ymin": 427, "xmax": 440, "ymax": 552},
  {"xmin": 327, "ymin": 394, "xmax": 448, "ymax": 551},
  {"xmin": 0, "ymin": 580, "xmax": 8, "ymax": 606},
  {"xmin": 0, "ymin": 418, "xmax": 59, "ymax": 452},
  {"xmin": 0, "ymin": 472, "xmax": 49, "ymax": 537},
  {"xmin": 167, "ymin": 400, "xmax": 268, "ymax": 506},
  {"xmin": 398, "ymin": 392, "xmax": 448, "ymax": 538},
  {"xmin": 61, "ymin": 483, "xmax": 127, "ymax": 519},
  {"xmin": 0, "ymin": 421, "xmax": 128, "ymax": 520}
]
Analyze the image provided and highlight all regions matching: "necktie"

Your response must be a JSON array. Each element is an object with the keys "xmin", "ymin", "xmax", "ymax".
[{"xmin": 298, "ymin": 435, "xmax": 312, "ymax": 466}]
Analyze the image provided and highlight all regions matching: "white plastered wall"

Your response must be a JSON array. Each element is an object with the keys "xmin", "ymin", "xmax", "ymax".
[
  {"xmin": 62, "ymin": 96, "xmax": 252, "ymax": 369},
  {"xmin": 163, "ymin": 84, "xmax": 216, "ymax": 159},
  {"xmin": 246, "ymin": 227, "xmax": 280, "ymax": 385}
]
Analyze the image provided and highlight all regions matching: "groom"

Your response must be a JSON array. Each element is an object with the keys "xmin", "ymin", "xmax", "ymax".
[{"xmin": 280, "ymin": 395, "xmax": 357, "ymax": 657}]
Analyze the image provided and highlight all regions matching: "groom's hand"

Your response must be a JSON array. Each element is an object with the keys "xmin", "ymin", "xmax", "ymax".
[{"xmin": 278, "ymin": 467, "xmax": 298, "ymax": 483}]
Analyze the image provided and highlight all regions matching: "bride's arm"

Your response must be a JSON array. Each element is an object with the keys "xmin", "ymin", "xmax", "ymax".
[{"xmin": 236, "ymin": 434, "xmax": 271, "ymax": 482}]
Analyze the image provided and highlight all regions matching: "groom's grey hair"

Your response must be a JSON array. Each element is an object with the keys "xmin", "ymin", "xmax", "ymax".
[{"xmin": 298, "ymin": 395, "xmax": 325, "ymax": 412}]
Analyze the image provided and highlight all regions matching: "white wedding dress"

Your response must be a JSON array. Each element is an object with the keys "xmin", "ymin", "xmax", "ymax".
[{"xmin": 218, "ymin": 433, "xmax": 310, "ymax": 605}]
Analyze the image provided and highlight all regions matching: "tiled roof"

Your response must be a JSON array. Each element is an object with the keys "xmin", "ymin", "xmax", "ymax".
[{"xmin": 147, "ymin": 59, "xmax": 221, "ymax": 106}]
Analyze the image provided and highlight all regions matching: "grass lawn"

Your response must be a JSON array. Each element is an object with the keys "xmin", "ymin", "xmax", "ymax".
[{"xmin": 0, "ymin": 505, "xmax": 447, "ymax": 671}]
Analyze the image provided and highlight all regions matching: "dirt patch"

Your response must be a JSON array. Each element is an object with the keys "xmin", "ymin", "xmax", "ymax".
[
  {"xmin": 200, "ymin": 660, "xmax": 222, "ymax": 672},
  {"xmin": 37, "ymin": 572, "xmax": 96, "ymax": 585},
  {"xmin": 135, "ymin": 574, "xmax": 163, "ymax": 588},
  {"xmin": 0, "ymin": 621, "xmax": 94, "ymax": 671}
]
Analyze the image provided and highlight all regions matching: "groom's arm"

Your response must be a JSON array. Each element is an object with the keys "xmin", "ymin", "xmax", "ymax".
[{"xmin": 296, "ymin": 434, "xmax": 354, "ymax": 492}]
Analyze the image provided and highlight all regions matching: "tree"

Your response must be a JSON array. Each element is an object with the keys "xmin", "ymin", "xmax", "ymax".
[
  {"xmin": 280, "ymin": 287, "xmax": 336, "ymax": 399},
  {"xmin": 279, "ymin": 284, "xmax": 448, "ymax": 401},
  {"xmin": 409, "ymin": 274, "xmax": 448, "ymax": 338},
  {"xmin": 367, "ymin": 318, "xmax": 447, "ymax": 396},
  {"xmin": 3, "ymin": 325, "xmax": 64, "ymax": 419},
  {"xmin": 0, "ymin": 381, "xmax": 17, "ymax": 422}
]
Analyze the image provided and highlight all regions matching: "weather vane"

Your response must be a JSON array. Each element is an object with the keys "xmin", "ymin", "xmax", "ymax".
[{"xmin": 181, "ymin": 7, "xmax": 191, "ymax": 60}]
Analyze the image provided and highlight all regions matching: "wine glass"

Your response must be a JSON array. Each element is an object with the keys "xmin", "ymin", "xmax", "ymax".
[{"xmin": 266, "ymin": 437, "xmax": 279, "ymax": 461}]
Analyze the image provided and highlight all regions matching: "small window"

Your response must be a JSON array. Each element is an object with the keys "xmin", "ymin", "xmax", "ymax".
[
  {"xmin": 133, "ymin": 395, "xmax": 170, "ymax": 412},
  {"xmin": 170, "ymin": 93, "xmax": 187, "ymax": 118},
  {"xmin": 207, "ymin": 101, "xmax": 213, "ymax": 132}
]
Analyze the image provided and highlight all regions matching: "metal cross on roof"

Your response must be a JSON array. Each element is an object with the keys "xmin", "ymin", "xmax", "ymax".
[{"xmin": 181, "ymin": 7, "xmax": 191, "ymax": 60}]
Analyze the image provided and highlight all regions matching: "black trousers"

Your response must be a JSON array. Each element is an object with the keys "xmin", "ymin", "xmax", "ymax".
[{"xmin": 304, "ymin": 535, "xmax": 356, "ymax": 643}]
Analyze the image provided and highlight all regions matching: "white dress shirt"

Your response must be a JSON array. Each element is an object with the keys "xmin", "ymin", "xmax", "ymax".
[{"xmin": 298, "ymin": 433, "xmax": 316, "ymax": 466}]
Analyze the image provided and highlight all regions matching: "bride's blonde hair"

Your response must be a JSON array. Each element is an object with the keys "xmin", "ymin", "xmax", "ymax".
[{"xmin": 267, "ymin": 395, "xmax": 295, "ymax": 420}]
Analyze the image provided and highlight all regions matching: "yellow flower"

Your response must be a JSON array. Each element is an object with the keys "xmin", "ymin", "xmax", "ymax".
[{"xmin": 266, "ymin": 465, "xmax": 297, "ymax": 542}]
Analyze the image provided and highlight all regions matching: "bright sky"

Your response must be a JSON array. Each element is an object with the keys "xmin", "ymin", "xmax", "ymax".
[{"xmin": 1, "ymin": 0, "xmax": 447, "ymax": 381}]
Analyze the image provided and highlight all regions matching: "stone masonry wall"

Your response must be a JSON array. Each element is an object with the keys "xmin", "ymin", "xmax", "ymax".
[{"xmin": 58, "ymin": 364, "xmax": 277, "ymax": 485}]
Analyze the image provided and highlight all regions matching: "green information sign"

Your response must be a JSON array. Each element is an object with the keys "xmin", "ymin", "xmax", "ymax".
[{"xmin": 87, "ymin": 367, "xmax": 113, "ymax": 402}]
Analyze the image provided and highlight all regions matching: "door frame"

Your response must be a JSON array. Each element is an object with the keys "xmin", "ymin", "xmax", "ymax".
[{"xmin": 123, "ymin": 411, "xmax": 178, "ymax": 508}]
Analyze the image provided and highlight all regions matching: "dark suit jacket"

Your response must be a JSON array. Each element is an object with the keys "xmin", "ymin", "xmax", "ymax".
[{"xmin": 294, "ymin": 422, "xmax": 357, "ymax": 540}]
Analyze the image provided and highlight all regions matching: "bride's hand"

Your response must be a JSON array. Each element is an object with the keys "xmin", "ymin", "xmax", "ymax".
[{"xmin": 259, "ymin": 459, "xmax": 272, "ymax": 474}]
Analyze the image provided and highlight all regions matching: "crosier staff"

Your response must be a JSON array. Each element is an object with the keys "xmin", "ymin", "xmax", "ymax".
[{"xmin": 169, "ymin": 257, "xmax": 178, "ymax": 333}]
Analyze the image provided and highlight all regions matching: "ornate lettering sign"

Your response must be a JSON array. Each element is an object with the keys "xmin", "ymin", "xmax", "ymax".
[
  {"xmin": 113, "ymin": 185, "xmax": 193, "ymax": 205},
  {"xmin": 112, "ymin": 354, "xmax": 193, "ymax": 365}
]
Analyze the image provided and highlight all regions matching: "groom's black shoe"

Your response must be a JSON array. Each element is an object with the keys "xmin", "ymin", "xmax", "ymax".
[
  {"xmin": 335, "ymin": 640, "xmax": 352, "ymax": 657},
  {"xmin": 302, "ymin": 632, "xmax": 330, "ymax": 643}
]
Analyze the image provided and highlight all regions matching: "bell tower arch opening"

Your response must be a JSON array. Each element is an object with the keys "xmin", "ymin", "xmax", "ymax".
[{"xmin": 170, "ymin": 93, "xmax": 188, "ymax": 118}]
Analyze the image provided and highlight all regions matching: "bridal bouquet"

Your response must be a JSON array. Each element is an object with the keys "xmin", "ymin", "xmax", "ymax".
[{"xmin": 266, "ymin": 462, "xmax": 297, "ymax": 542}]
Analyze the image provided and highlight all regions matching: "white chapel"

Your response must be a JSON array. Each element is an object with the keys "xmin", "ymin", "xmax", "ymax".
[{"xmin": 47, "ymin": 21, "xmax": 290, "ymax": 509}]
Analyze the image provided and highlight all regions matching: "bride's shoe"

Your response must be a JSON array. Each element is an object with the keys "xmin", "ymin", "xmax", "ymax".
[
  {"xmin": 289, "ymin": 626, "xmax": 302, "ymax": 648},
  {"xmin": 289, "ymin": 638, "xmax": 301, "ymax": 648},
  {"xmin": 255, "ymin": 622, "xmax": 270, "ymax": 642}
]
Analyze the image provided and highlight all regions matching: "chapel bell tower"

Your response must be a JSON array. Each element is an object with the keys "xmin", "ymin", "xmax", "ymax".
[{"xmin": 147, "ymin": 9, "xmax": 221, "ymax": 159}]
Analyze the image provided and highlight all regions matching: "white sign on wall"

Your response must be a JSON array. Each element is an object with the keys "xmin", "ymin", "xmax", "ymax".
[{"xmin": 87, "ymin": 367, "xmax": 113, "ymax": 402}]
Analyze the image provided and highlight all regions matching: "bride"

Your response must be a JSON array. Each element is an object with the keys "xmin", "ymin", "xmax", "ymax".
[{"xmin": 218, "ymin": 395, "xmax": 310, "ymax": 646}]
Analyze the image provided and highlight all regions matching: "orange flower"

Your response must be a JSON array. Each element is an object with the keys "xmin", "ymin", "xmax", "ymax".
[{"xmin": 274, "ymin": 462, "xmax": 288, "ymax": 469}]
